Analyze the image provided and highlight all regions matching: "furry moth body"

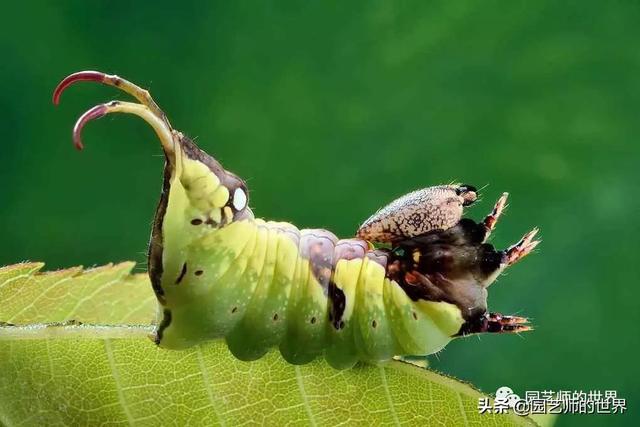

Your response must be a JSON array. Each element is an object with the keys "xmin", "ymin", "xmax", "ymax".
[{"xmin": 54, "ymin": 71, "xmax": 540, "ymax": 369}]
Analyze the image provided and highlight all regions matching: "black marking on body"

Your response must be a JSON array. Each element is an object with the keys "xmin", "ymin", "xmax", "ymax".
[
  {"xmin": 325, "ymin": 239, "xmax": 369, "ymax": 329},
  {"xmin": 175, "ymin": 263, "xmax": 187, "ymax": 284},
  {"xmin": 328, "ymin": 280, "xmax": 346, "ymax": 329},
  {"xmin": 154, "ymin": 309, "xmax": 172, "ymax": 345},
  {"xmin": 148, "ymin": 159, "xmax": 172, "ymax": 305}
]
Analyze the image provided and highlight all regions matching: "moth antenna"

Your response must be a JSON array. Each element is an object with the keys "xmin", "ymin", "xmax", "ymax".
[{"xmin": 71, "ymin": 100, "xmax": 175, "ymax": 155}]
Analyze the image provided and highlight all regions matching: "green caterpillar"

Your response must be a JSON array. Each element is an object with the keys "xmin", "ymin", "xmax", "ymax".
[{"xmin": 53, "ymin": 71, "xmax": 540, "ymax": 370}]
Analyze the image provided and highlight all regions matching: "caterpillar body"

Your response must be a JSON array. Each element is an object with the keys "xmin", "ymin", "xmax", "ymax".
[{"xmin": 53, "ymin": 71, "xmax": 540, "ymax": 369}]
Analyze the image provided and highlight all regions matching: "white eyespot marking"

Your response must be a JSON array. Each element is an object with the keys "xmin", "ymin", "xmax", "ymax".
[{"xmin": 233, "ymin": 188, "xmax": 247, "ymax": 210}]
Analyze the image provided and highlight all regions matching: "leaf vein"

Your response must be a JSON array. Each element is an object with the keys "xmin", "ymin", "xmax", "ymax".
[
  {"xmin": 103, "ymin": 339, "xmax": 135, "ymax": 426},
  {"xmin": 456, "ymin": 391, "xmax": 470, "ymax": 427},
  {"xmin": 294, "ymin": 366, "xmax": 317, "ymax": 427},
  {"xmin": 379, "ymin": 366, "xmax": 400, "ymax": 426},
  {"xmin": 196, "ymin": 346, "xmax": 225, "ymax": 426}
]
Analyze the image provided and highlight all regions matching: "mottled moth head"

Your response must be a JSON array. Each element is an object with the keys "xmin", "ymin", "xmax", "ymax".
[
  {"xmin": 455, "ymin": 184, "xmax": 478, "ymax": 206},
  {"xmin": 357, "ymin": 184, "xmax": 478, "ymax": 244}
]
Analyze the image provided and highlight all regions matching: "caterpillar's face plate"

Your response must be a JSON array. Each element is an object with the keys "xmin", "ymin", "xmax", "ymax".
[{"xmin": 150, "ymin": 133, "xmax": 254, "ymax": 315}]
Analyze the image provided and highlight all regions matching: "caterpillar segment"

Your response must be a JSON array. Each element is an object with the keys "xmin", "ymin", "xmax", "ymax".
[{"xmin": 54, "ymin": 71, "xmax": 540, "ymax": 370}]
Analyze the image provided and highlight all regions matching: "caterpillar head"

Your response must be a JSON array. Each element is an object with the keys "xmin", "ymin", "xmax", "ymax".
[
  {"xmin": 357, "ymin": 184, "xmax": 478, "ymax": 244},
  {"xmin": 53, "ymin": 71, "xmax": 253, "ymax": 309}
]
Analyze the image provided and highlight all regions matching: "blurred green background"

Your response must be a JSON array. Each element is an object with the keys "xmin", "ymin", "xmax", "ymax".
[{"xmin": 1, "ymin": 1, "xmax": 638, "ymax": 425}]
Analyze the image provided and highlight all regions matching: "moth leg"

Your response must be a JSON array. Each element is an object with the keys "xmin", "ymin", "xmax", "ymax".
[
  {"xmin": 482, "ymin": 192, "xmax": 508, "ymax": 242},
  {"xmin": 455, "ymin": 312, "xmax": 532, "ymax": 336},
  {"xmin": 503, "ymin": 227, "xmax": 540, "ymax": 266},
  {"xmin": 69, "ymin": 100, "xmax": 175, "ymax": 153},
  {"xmin": 53, "ymin": 70, "xmax": 169, "ymax": 124}
]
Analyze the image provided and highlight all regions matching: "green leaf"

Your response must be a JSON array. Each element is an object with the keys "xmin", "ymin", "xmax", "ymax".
[
  {"xmin": 0, "ymin": 263, "xmax": 538, "ymax": 426},
  {"xmin": 0, "ymin": 262, "xmax": 155, "ymax": 324}
]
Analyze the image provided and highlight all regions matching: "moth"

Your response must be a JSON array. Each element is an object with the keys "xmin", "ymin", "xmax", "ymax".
[{"xmin": 54, "ymin": 71, "xmax": 539, "ymax": 370}]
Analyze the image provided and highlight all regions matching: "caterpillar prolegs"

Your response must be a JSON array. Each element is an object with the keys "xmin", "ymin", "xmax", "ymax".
[{"xmin": 53, "ymin": 71, "xmax": 540, "ymax": 370}]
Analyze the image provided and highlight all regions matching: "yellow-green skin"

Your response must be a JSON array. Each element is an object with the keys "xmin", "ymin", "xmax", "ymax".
[
  {"xmin": 154, "ymin": 137, "xmax": 464, "ymax": 370},
  {"xmin": 52, "ymin": 70, "xmax": 532, "ymax": 371}
]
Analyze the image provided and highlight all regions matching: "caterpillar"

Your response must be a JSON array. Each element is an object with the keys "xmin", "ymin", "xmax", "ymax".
[{"xmin": 53, "ymin": 71, "xmax": 540, "ymax": 370}]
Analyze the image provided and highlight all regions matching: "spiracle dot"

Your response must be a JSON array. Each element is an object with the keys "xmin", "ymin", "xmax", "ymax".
[
  {"xmin": 190, "ymin": 219, "xmax": 203, "ymax": 226},
  {"xmin": 194, "ymin": 270, "xmax": 204, "ymax": 276},
  {"xmin": 273, "ymin": 313, "xmax": 279, "ymax": 321},
  {"xmin": 371, "ymin": 320, "xmax": 377, "ymax": 328},
  {"xmin": 231, "ymin": 307, "xmax": 238, "ymax": 314},
  {"xmin": 412, "ymin": 311, "xmax": 418, "ymax": 320},
  {"xmin": 310, "ymin": 317, "xmax": 317, "ymax": 324}
]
